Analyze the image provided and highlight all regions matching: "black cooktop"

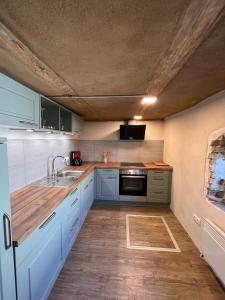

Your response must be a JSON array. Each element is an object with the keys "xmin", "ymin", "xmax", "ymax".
[{"xmin": 120, "ymin": 162, "xmax": 145, "ymax": 167}]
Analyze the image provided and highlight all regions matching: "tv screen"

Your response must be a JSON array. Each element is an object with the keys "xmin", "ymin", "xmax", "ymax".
[{"xmin": 120, "ymin": 125, "xmax": 146, "ymax": 140}]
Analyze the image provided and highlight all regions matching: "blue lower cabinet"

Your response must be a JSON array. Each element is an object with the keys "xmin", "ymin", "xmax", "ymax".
[
  {"xmin": 62, "ymin": 188, "xmax": 81, "ymax": 258},
  {"xmin": 15, "ymin": 174, "xmax": 95, "ymax": 300},
  {"xmin": 0, "ymin": 241, "xmax": 16, "ymax": 300},
  {"xmin": 80, "ymin": 172, "xmax": 94, "ymax": 225},
  {"xmin": 16, "ymin": 224, "xmax": 63, "ymax": 300},
  {"xmin": 87, "ymin": 172, "xmax": 94, "ymax": 210},
  {"xmin": 95, "ymin": 169, "xmax": 119, "ymax": 200}
]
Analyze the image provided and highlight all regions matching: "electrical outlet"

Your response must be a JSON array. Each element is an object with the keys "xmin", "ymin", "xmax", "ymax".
[{"xmin": 193, "ymin": 214, "xmax": 201, "ymax": 226}]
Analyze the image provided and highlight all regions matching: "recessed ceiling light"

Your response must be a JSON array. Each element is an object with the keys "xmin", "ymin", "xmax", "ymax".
[
  {"xmin": 134, "ymin": 115, "xmax": 142, "ymax": 120},
  {"xmin": 142, "ymin": 96, "xmax": 157, "ymax": 104},
  {"xmin": 26, "ymin": 129, "xmax": 34, "ymax": 132}
]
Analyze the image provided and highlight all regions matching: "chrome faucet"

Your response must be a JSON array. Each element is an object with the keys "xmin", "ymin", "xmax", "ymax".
[
  {"xmin": 51, "ymin": 155, "xmax": 69, "ymax": 178},
  {"xmin": 47, "ymin": 154, "xmax": 54, "ymax": 178}
]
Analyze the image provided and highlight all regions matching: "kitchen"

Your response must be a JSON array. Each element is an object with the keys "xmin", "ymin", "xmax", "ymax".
[{"xmin": 0, "ymin": 1, "xmax": 225, "ymax": 300}]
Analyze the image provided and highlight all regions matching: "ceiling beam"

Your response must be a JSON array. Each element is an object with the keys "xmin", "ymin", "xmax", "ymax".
[
  {"xmin": 50, "ymin": 94, "xmax": 145, "ymax": 99},
  {"xmin": 0, "ymin": 21, "xmax": 75, "ymax": 95},
  {"xmin": 146, "ymin": 0, "xmax": 225, "ymax": 97}
]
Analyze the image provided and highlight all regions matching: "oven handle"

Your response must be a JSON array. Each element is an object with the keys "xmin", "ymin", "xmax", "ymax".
[{"xmin": 121, "ymin": 175, "xmax": 146, "ymax": 179}]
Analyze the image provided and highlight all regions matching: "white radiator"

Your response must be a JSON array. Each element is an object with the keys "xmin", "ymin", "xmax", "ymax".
[{"xmin": 202, "ymin": 218, "xmax": 225, "ymax": 286}]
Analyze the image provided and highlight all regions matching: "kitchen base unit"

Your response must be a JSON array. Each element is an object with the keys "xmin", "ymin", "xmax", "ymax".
[
  {"xmin": 95, "ymin": 169, "xmax": 119, "ymax": 201},
  {"xmin": 14, "ymin": 171, "xmax": 94, "ymax": 300},
  {"xmin": 147, "ymin": 170, "xmax": 172, "ymax": 204},
  {"xmin": 0, "ymin": 138, "xmax": 17, "ymax": 300}
]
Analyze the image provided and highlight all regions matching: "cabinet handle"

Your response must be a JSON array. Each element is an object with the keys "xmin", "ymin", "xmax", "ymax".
[
  {"xmin": 3, "ymin": 213, "xmax": 12, "ymax": 250},
  {"xmin": 70, "ymin": 188, "xmax": 78, "ymax": 196},
  {"xmin": 122, "ymin": 175, "xmax": 146, "ymax": 179},
  {"xmin": 71, "ymin": 217, "xmax": 79, "ymax": 231},
  {"xmin": 107, "ymin": 176, "xmax": 116, "ymax": 179},
  {"xmin": 19, "ymin": 120, "xmax": 38, "ymax": 126},
  {"xmin": 152, "ymin": 178, "xmax": 164, "ymax": 181},
  {"xmin": 71, "ymin": 198, "xmax": 79, "ymax": 207},
  {"xmin": 39, "ymin": 212, "xmax": 56, "ymax": 229},
  {"xmin": 153, "ymin": 192, "xmax": 163, "ymax": 194}
]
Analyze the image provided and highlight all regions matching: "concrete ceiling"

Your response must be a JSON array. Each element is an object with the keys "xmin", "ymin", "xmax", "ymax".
[{"xmin": 0, "ymin": 1, "xmax": 225, "ymax": 120}]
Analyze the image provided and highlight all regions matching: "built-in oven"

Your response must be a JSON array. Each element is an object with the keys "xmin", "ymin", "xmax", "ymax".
[{"xmin": 119, "ymin": 169, "xmax": 147, "ymax": 196}]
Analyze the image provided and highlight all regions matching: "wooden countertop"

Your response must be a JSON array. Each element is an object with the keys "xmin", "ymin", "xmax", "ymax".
[{"xmin": 11, "ymin": 161, "xmax": 172, "ymax": 246}]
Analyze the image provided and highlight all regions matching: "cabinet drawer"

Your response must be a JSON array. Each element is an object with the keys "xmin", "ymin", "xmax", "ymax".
[
  {"xmin": 96, "ymin": 168, "xmax": 118, "ymax": 176},
  {"xmin": 62, "ymin": 203, "xmax": 80, "ymax": 258},
  {"xmin": 148, "ymin": 190, "xmax": 169, "ymax": 203},
  {"xmin": 63, "ymin": 187, "xmax": 80, "ymax": 211},
  {"xmin": 15, "ymin": 205, "xmax": 63, "ymax": 267},
  {"xmin": 68, "ymin": 207, "xmax": 80, "ymax": 238},
  {"xmin": 148, "ymin": 176, "xmax": 169, "ymax": 187},
  {"xmin": 148, "ymin": 170, "xmax": 169, "ymax": 179}
]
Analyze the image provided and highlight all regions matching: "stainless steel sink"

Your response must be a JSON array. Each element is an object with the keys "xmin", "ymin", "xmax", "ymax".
[
  {"xmin": 32, "ymin": 177, "xmax": 75, "ymax": 188},
  {"xmin": 32, "ymin": 170, "xmax": 84, "ymax": 188},
  {"xmin": 57, "ymin": 170, "xmax": 84, "ymax": 178}
]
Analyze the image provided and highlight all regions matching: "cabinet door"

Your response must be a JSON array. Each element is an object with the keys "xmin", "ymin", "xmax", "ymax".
[
  {"xmin": 80, "ymin": 181, "xmax": 89, "ymax": 224},
  {"xmin": 17, "ymin": 224, "xmax": 63, "ymax": 300},
  {"xmin": 0, "ymin": 212, "xmax": 16, "ymax": 300},
  {"xmin": 41, "ymin": 96, "xmax": 59, "ymax": 130},
  {"xmin": 80, "ymin": 172, "xmax": 94, "ymax": 225},
  {"xmin": 62, "ymin": 209, "xmax": 80, "ymax": 258},
  {"xmin": 0, "ymin": 74, "xmax": 39, "ymax": 128},
  {"xmin": 87, "ymin": 173, "xmax": 94, "ymax": 210},
  {"xmin": 72, "ymin": 113, "xmax": 84, "ymax": 133},
  {"xmin": 60, "ymin": 107, "xmax": 72, "ymax": 132},
  {"xmin": 96, "ymin": 174, "xmax": 118, "ymax": 200},
  {"xmin": 62, "ymin": 192, "xmax": 81, "ymax": 258}
]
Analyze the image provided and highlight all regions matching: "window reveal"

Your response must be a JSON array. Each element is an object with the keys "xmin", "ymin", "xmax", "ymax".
[{"xmin": 206, "ymin": 133, "xmax": 225, "ymax": 205}]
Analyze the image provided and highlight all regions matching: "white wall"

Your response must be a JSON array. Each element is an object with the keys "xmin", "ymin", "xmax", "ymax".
[
  {"xmin": 80, "ymin": 120, "xmax": 164, "ymax": 140},
  {"xmin": 0, "ymin": 128, "xmax": 79, "ymax": 192},
  {"xmin": 164, "ymin": 90, "xmax": 225, "ymax": 250}
]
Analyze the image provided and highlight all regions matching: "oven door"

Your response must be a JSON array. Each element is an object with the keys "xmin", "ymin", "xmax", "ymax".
[{"xmin": 119, "ymin": 174, "xmax": 147, "ymax": 196}]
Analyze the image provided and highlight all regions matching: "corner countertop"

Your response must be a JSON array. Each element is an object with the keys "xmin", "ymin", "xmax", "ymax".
[{"xmin": 11, "ymin": 161, "xmax": 172, "ymax": 246}]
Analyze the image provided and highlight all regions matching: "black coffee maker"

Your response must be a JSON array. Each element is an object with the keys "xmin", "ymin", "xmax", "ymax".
[{"xmin": 70, "ymin": 151, "xmax": 82, "ymax": 166}]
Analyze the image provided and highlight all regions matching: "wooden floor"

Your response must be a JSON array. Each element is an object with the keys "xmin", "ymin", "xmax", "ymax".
[{"xmin": 49, "ymin": 205, "xmax": 225, "ymax": 300}]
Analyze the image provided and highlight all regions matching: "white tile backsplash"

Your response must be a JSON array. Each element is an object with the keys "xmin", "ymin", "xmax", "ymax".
[
  {"xmin": 25, "ymin": 160, "xmax": 46, "ymax": 184},
  {"xmin": 79, "ymin": 140, "xmax": 164, "ymax": 163},
  {"xmin": 117, "ymin": 141, "xmax": 141, "ymax": 162},
  {"xmin": 7, "ymin": 140, "xmax": 25, "ymax": 168},
  {"xmin": 7, "ymin": 139, "xmax": 79, "ymax": 192},
  {"xmin": 79, "ymin": 141, "xmax": 95, "ymax": 162},
  {"xmin": 6, "ymin": 135, "xmax": 163, "ymax": 192},
  {"xmin": 8, "ymin": 164, "xmax": 26, "ymax": 192},
  {"xmin": 140, "ymin": 140, "xmax": 164, "ymax": 162}
]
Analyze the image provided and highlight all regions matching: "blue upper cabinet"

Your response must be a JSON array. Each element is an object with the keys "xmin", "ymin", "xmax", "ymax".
[
  {"xmin": 0, "ymin": 73, "xmax": 40, "ymax": 129},
  {"xmin": 40, "ymin": 96, "xmax": 60, "ymax": 131},
  {"xmin": 60, "ymin": 107, "xmax": 72, "ymax": 132},
  {"xmin": 72, "ymin": 113, "xmax": 84, "ymax": 134}
]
